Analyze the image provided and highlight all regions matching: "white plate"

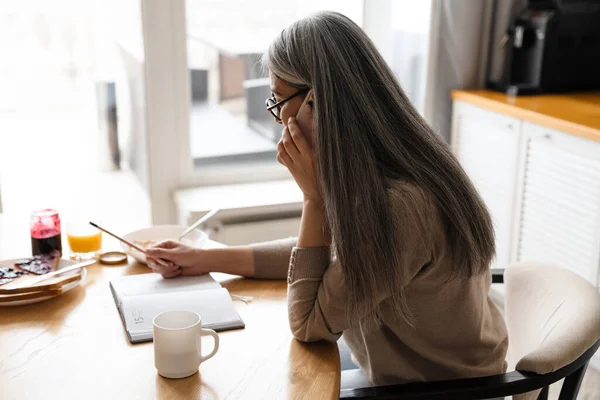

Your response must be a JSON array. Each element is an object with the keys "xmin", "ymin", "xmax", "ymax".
[
  {"xmin": 121, "ymin": 225, "xmax": 209, "ymax": 264},
  {"xmin": 0, "ymin": 258, "xmax": 87, "ymax": 306}
]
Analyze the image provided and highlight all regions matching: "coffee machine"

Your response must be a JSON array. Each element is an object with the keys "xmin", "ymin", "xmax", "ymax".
[{"xmin": 488, "ymin": 0, "xmax": 600, "ymax": 95}]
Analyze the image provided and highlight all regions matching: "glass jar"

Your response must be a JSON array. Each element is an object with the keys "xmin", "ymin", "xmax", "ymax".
[{"xmin": 30, "ymin": 209, "xmax": 62, "ymax": 256}]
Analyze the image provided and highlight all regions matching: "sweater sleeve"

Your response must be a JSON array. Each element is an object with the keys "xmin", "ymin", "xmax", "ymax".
[
  {"xmin": 249, "ymin": 237, "xmax": 297, "ymax": 279},
  {"xmin": 286, "ymin": 247, "xmax": 346, "ymax": 342},
  {"xmin": 287, "ymin": 182, "xmax": 434, "ymax": 343}
]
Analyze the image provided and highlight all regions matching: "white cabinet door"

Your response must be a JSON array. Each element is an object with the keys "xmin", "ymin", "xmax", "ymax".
[
  {"xmin": 451, "ymin": 102, "xmax": 522, "ymax": 270},
  {"xmin": 514, "ymin": 123, "xmax": 600, "ymax": 286}
]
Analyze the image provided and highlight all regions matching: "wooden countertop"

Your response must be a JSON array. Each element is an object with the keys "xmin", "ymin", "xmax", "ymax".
[
  {"xmin": 452, "ymin": 90, "xmax": 600, "ymax": 143},
  {"xmin": 0, "ymin": 246, "xmax": 341, "ymax": 399}
]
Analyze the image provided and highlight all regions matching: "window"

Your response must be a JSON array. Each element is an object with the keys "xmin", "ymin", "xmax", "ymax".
[
  {"xmin": 185, "ymin": 0, "xmax": 363, "ymax": 168},
  {"xmin": 363, "ymin": 0, "xmax": 432, "ymax": 115},
  {"xmin": 0, "ymin": 1, "xmax": 152, "ymax": 233},
  {"xmin": 139, "ymin": 1, "xmax": 439, "ymax": 223}
]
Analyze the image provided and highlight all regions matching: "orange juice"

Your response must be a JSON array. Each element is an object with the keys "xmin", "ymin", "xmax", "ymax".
[{"xmin": 67, "ymin": 231, "xmax": 102, "ymax": 253}]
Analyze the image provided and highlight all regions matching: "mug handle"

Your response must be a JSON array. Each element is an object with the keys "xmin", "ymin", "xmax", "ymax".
[{"xmin": 197, "ymin": 328, "xmax": 220, "ymax": 363}]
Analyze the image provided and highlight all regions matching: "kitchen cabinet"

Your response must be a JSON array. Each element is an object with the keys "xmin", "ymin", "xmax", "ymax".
[
  {"xmin": 453, "ymin": 90, "xmax": 600, "ymax": 371},
  {"xmin": 451, "ymin": 102, "xmax": 522, "ymax": 271},
  {"xmin": 514, "ymin": 123, "xmax": 600, "ymax": 285},
  {"xmin": 451, "ymin": 101, "xmax": 600, "ymax": 288}
]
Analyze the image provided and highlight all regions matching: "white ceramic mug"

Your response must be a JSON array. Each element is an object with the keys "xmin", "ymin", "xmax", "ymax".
[{"xmin": 153, "ymin": 310, "xmax": 220, "ymax": 379}]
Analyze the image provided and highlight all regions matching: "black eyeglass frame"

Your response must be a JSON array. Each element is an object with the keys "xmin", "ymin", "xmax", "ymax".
[{"xmin": 265, "ymin": 88, "xmax": 309, "ymax": 121}]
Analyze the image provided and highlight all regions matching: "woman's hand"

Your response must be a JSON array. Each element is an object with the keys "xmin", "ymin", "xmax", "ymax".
[
  {"xmin": 277, "ymin": 116, "xmax": 322, "ymax": 204},
  {"xmin": 146, "ymin": 240, "xmax": 203, "ymax": 278}
]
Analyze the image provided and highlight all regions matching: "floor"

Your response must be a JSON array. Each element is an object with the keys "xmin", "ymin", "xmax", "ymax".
[{"xmin": 550, "ymin": 367, "xmax": 600, "ymax": 400}]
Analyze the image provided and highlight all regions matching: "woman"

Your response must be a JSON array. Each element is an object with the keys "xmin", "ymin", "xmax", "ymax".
[{"xmin": 146, "ymin": 11, "xmax": 508, "ymax": 386}]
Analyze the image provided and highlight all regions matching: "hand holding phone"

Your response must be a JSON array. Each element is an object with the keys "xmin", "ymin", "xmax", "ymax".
[
  {"xmin": 277, "ymin": 89, "xmax": 321, "ymax": 203},
  {"xmin": 294, "ymin": 89, "xmax": 314, "ymax": 147},
  {"xmin": 89, "ymin": 221, "xmax": 170, "ymax": 267}
]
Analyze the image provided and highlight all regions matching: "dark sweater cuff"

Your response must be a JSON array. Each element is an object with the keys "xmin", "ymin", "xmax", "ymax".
[
  {"xmin": 288, "ymin": 246, "xmax": 331, "ymax": 284},
  {"xmin": 250, "ymin": 237, "xmax": 297, "ymax": 279}
]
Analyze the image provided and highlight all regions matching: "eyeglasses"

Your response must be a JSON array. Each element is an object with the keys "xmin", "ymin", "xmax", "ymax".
[{"xmin": 265, "ymin": 88, "xmax": 309, "ymax": 121}]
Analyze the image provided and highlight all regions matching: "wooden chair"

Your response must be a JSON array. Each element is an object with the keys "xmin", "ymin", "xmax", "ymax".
[{"xmin": 340, "ymin": 263, "xmax": 600, "ymax": 400}]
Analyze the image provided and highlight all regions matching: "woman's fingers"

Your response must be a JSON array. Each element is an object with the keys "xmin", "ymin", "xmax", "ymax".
[
  {"xmin": 277, "ymin": 140, "xmax": 293, "ymax": 167},
  {"xmin": 281, "ymin": 126, "xmax": 300, "ymax": 160},
  {"xmin": 147, "ymin": 258, "xmax": 181, "ymax": 278},
  {"xmin": 287, "ymin": 117, "xmax": 311, "ymax": 154},
  {"xmin": 276, "ymin": 153, "xmax": 285, "ymax": 166},
  {"xmin": 147, "ymin": 256, "xmax": 176, "ymax": 269},
  {"xmin": 147, "ymin": 239, "xmax": 181, "ymax": 266},
  {"xmin": 146, "ymin": 247, "xmax": 174, "ymax": 260},
  {"xmin": 161, "ymin": 267, "xmax": 182, "ymax": 279}
]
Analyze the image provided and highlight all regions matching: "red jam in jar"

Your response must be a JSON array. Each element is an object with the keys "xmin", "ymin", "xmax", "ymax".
[{"xmin": 30, "ymin": 209, "xmax": 62, "ymax": 256}]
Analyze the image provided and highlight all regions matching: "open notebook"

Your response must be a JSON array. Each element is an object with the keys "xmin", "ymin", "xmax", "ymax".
[{"xmin": 110, "ymin": 273, "xmax": 245, "ymax": 343}]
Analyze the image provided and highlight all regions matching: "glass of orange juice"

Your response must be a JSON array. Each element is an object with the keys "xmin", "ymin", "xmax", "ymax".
[{"xmin": 66, "ymin": 221, "xmax": 102, "ymax": 261}]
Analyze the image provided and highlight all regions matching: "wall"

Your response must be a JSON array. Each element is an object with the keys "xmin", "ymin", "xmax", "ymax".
[{"xmin": 426, "ymin": 0, "xmax": 494, "ymax": 141}]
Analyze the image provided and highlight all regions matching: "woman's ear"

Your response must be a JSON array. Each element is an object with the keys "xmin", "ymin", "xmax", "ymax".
[
  {"xmin": 306, "ymin": 90, "xmax": 315, "ymax": 122},
  {"xmin": 306, "ymin": 90, "xmax": 314, "ymax": 108}
]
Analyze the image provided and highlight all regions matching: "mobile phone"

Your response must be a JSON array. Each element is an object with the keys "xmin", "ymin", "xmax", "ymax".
[{"xmin": 295, "ymin": 89, "xmax": 314, "ymax": 147}]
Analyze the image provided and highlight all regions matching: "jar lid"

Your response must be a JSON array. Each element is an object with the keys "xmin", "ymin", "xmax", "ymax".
[
  {"xmin": 98, "ymin": 251, "xmax": 128, "ymax": 265},
  {"xmin": 31, "ymin": 209, "xmax": 59, "ymax": 217}
]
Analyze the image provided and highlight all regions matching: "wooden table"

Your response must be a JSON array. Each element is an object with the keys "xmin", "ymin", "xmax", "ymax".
[{"xmin": 0, "ymin": 251, "xmax": 341, "ymax": 399}]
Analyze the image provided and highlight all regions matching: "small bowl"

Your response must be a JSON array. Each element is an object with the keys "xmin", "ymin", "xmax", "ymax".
[{"xmin": 120, "ymin": 225, "xmax": 209, "ymax": 264}]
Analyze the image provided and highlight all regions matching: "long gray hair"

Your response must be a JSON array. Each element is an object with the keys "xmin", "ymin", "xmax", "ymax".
[{"xmin": 264, "ymin": 11, "xmax": 494, "ymax": 327}]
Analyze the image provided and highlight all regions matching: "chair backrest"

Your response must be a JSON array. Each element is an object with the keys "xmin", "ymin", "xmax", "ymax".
[{"xmin": 504, "ymin": 262, "xmax": 600, "ymax": 375}]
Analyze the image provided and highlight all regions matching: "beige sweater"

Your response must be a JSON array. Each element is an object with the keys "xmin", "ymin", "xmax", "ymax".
[{"xmin": 250, "ymin": 182, "xmax": 508, "ymax": 385}]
